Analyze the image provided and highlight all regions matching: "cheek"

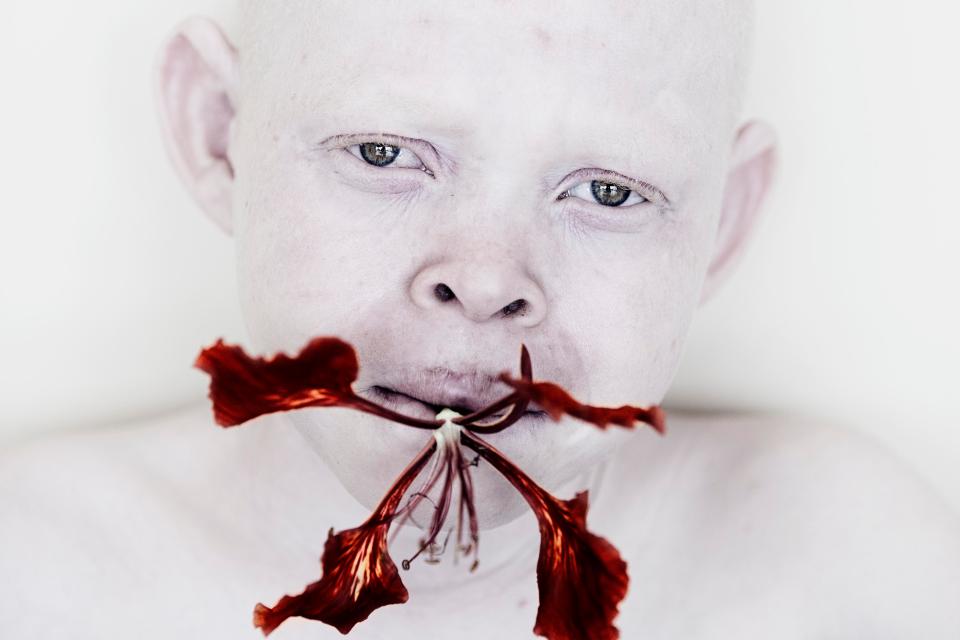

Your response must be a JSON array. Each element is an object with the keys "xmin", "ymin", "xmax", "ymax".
[
  {"xmin": 564, "ymin": 213, "xmax": 716, "ymax": 406},
  {"xmin": 233, "ymin": 184, "xmax": 388, "ymax": 354},
  {"xmin": 233, "ymin": 130, "xmax": 430, "ymax": 354}
]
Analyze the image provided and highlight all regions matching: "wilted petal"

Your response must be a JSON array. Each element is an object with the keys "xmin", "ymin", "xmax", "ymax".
[
  {"xmin": 195, "ymin": 338, "xmax": 441, "ymax": 430},
  {"xmin": 499, "ymin": 375, "xmax": 665, "ymax": 434},
  {"xmin": 462, "ymin": 431, "xmax": 629, "ymax": 640},
  {"xmin": 254, "ymin": 438, "xmax": 438, "ymax": 636},
  {"xmin": 194, "ymin": 337, "xmax": 362, "ymax": 427}
]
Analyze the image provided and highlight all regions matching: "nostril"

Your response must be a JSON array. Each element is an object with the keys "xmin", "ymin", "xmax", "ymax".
[
  {"xmin": 434, "ymin": 283, "xmax": 456, "ymax": 302},
  {"xmin": 501, "ymin": 299, "xmax": 527, "ymax": 316}
]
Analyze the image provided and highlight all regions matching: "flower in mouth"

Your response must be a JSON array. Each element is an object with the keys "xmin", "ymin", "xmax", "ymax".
[{"xmin": 195, "ymin": 336, "xmax": 666, "ymax": 639}]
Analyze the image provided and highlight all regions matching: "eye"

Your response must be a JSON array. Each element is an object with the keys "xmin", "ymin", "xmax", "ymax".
[
  {"xmin": 346, "ymin": 141, "xmax": 433, "ymax": 175},
  {"xmin": 562, "ymin": 179, "xmax": 649, "ymax": 208}
]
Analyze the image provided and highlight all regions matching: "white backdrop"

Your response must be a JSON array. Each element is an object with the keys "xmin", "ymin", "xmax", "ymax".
[{"xmin": 1, "ymin": 2, "xmax": 958, "ymax": 510}]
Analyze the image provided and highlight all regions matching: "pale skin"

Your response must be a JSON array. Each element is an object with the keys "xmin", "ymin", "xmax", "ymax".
[{"xmin": 1, "ymin": 1, "xmax": 959, "ymax": 638}]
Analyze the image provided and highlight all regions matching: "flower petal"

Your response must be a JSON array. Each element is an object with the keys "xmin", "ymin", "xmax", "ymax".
[
  {"xmin": 499, "ymin": 375, "xmax": 665, "ymax": 434},
  {"xmin": 194, "ymin": 337, "xmax": 362, "ymax": 427},
  {"xmin": 254, "ymin": 438, "xmax": 438, "ymax": 636},
  {"xmin": 461, "ymin": 431, "xmax": 629, "ymax": 640},
  {"xmin": 195, "ymin": 337, "xmax": 442, "ymax": 430}
]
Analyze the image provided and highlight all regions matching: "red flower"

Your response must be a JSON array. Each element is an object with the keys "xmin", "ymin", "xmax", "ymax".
[{"xmin": 195, "ymin": 337, "xmax": 665, "ymax": 639}]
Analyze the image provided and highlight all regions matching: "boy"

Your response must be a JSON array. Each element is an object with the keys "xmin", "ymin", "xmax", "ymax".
[{"xmin": 2, "ymin": 1, "xmax": 958, "ymax": 637}]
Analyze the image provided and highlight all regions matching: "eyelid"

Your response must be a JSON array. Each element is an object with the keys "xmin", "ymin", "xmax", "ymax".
[{"xmin": 558, "ymin": 167, "xmax": 671, "ymax": 207}]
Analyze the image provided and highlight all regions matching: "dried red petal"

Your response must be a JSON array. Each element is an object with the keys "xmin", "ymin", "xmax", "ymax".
[
  {"xmin": 462, "ymin": 431, "xmax": 629, "ymax": 640},
  {"xmin": 194, "ymin": 337, "xmax": 362, "ymax": 427},
  {"xmin": 254, "ymin": 438, "xmax": 438, "ymax": 636},
  {"xmin": 195, "ymin": 338, "xmax": 442, "ymax": 430},
  {"xmin": 499, "ymin": 374, "xmax": 666, "ymax": 434}
]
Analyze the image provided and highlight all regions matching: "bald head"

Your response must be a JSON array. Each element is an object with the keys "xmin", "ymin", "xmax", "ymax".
[{"xmin": 234, "ymin": 0, "xmax": 755, "ymax": 147}]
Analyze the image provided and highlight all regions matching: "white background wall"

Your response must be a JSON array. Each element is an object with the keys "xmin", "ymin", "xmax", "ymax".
[{"xmin": 1, "ymin": 2, "xmax": 958, "ymax": 510}]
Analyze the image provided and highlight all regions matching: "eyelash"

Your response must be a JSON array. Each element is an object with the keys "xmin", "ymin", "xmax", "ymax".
[{"xmin": 341, "ymin": 139, "xmax": 665, "ymax": 210}]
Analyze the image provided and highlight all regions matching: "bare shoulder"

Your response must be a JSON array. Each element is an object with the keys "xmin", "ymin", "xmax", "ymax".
[
  {"xmin": 0, "ymin": 405, "xmax": 265, "ymax": 637},
  {"xmin": 0, "ymin": 402, "xmax": 286, "ymax": 557},
  {"xmin": 663, "ymin": 410, "xmax": 960, "ymax": 637},
  {"xmin": 0, "ymin": 404, "xmax": 248, "ymax": 524}
]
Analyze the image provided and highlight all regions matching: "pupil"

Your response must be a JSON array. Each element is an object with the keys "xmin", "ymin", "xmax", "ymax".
[
  {"xmin": 359, "ymin": 142, "xmax": 400, "ymax": 167},
  {"xmin": 590, "ymin": 180, "xmax": 631, "ymax": 207}
]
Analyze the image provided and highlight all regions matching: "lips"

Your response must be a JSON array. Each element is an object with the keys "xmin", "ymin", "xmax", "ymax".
[
  {"xmin": 369, "ymin": 369, "xmax": 546, "ymax": 419},
  {"xmin": 370, "ymin": 386, "xmax": 543, "ymax": 420}
]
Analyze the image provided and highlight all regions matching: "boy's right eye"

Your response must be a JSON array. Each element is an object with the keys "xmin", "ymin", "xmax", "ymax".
[{"xmin": 346, "ymin": 141, "xmax": 432, "ymax": 175}]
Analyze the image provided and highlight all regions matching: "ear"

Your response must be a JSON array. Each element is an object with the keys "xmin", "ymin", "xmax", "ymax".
[
  {"xmin": 154, "ymin": 17, "xmax": 239, "ymax": 234},
  {"xmin": 699, "ymin": 120, "xmax": 778, "ymax": 305}
]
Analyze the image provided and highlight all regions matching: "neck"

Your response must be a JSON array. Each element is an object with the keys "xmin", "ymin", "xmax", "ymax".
[{"xmin": 239, "ymin": 412, "xmax": 615, "ymax": 594}]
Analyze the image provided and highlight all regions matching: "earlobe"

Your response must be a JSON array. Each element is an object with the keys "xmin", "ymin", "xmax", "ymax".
[
  {"xmin": 699, "ymin": 120, "xmax": 778, "ymax": 305},
  {"xmin": 154, "ymin": 17, "xmax": 239, "ymax": 234}
]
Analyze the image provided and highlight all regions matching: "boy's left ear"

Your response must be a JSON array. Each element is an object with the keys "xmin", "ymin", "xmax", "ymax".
[{"xmin": 699, "ymin": 120, "xmax": 778, "ymax": 305}]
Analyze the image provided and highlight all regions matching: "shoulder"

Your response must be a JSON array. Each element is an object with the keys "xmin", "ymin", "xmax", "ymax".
[
  {"xmin": 669, "ymin": 411, "xmax": 960, "ymax": 637},
  {"xmin": 0, "ymin": 404, "xmax": 241, "ymax": 522},
  {"xmin": 0, "ymin": 406, "xmax": 262, "ymax": 636}
]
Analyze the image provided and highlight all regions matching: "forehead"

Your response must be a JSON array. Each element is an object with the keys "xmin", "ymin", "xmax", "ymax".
[{"xmin": 238, "ymin": 0, "xmax": 750, "ymax": 164}]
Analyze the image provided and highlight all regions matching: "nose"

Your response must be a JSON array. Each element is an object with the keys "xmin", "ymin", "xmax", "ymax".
[{"xmin": 409, "ymin": 258, "xmax": 547, "ymax": 327}]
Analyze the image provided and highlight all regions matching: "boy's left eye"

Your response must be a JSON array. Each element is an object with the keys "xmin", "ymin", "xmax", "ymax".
[
  {"xmin": 347, "ymin": 142, "xmax": 432, "ymax": 174},
  {"xmin": 562, "ymin": 180, "xmax": 649, "ymax": 208}
]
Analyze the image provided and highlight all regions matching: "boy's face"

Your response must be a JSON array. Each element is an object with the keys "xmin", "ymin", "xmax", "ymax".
[{"xmin": 159, "ymin": 0, "xmax": 772, "ymax": 525}]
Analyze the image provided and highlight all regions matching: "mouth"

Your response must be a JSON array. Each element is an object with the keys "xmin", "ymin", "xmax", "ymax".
[{"xmin": 368, "ymin": 385, "xmax": 547, "ymax": 422}]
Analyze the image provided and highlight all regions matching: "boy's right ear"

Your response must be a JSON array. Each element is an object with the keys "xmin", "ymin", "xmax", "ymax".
[{"xmin": 155, "ymin": 17, "xmax": 239, "ymax": 235}]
